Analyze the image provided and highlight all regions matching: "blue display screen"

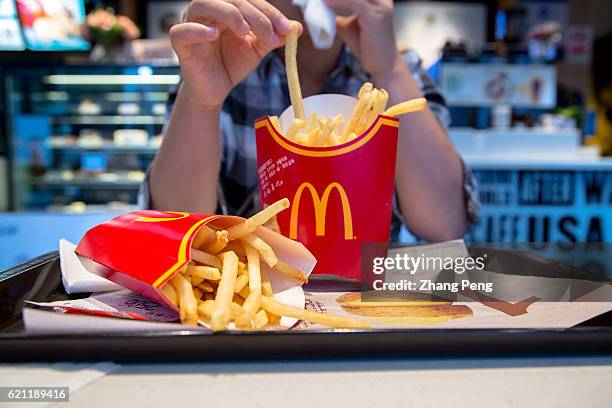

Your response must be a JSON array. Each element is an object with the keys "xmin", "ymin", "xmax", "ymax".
[
  {"xmin": 15, "ymin": 0, "xmax": 90, "ymax": 51},
  {"xmin": 0, "ymin": 0, "xmax": 26, "ymax": 50}
]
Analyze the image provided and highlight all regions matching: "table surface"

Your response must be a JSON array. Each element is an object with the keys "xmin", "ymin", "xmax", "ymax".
[{"xmin": 37, "ymin": 356, "xmax": 612, "ymax": 408}]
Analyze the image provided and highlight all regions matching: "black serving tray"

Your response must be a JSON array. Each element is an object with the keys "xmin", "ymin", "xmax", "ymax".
[{"xmin": 1, "ymin": 250, "xmax": 611, "ymax": 362}]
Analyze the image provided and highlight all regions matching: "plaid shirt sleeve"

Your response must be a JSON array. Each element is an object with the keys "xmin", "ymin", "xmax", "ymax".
[{"xmin": 390, "ymin": 51, "xmax": 480, "ymax": 240}]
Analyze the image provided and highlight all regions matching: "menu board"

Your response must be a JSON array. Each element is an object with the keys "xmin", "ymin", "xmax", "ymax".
[
  {"xmin": 440, "ymin": 63, "xmax": 556, "ymax": 108},
  {"xmin": 16, "ymin": 0, "xmax": 89, "ymax": 51},
  {"xmin": 0, "ymin": 0, "xmax": 25, "ymax": 50}
]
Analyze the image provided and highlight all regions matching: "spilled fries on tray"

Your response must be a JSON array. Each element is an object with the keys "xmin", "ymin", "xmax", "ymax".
[
  {"xmin": 161, "ymin": 198, "xmax": 370, "ymax": 331},
  {"xmin": 271, "ymin": 23, "xmax": 427, "ymax": 147}
]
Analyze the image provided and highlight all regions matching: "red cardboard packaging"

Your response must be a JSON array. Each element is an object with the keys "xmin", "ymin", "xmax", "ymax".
[
  {"xmin": 255, "ymin": 94, "xmax": 399, "ymax": 280},
  {"xmin": 75, "ymin": 211, "xmax": 316, "ymax": 328}
]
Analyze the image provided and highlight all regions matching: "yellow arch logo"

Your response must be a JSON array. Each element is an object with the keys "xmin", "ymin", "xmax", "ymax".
[
  {"xmin": 289, "ymin": 182, "xmax": 354, "ymax": 240},
  {"xmin": 134, "ymin": 211, "xmax": 190, "ymax": 223}
]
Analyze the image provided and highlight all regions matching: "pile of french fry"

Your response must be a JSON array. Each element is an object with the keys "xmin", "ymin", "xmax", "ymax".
[
  {"xmin": 161, "ymin": 198, "xmax": 370, "ymax": 331},
  {"xmin": 270, "ymin": 23, "xmax": 427, "ymax": 147}
]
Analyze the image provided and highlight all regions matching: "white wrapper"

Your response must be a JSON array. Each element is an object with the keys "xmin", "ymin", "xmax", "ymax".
[
  {"xmin": 60, "ymin": 239, "xmax": 123, "ymax": 294},
  {"xmin": 293, "ymin": 0, "xmax": 336, "ymax": 49}
]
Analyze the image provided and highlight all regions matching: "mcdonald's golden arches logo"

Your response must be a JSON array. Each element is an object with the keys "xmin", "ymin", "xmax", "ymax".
[
  {"xmin": 289, "ymin": 182, "xmax": 354, "ymax": 240},
  {"xmin": 134, "ymin": 211, "xmax": 190, "ymax": 223}
]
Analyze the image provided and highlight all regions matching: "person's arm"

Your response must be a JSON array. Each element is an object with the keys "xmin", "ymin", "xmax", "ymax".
[
  {"xmin": 147, "ymin": 0, "xmax": 297, "ymax": 212},
  {"xmin": 328, "ymin": 0, "xmax": 468, "ymax": 240},
  {"xmin": 372, "ymin": 59, "xmax": 467, "ymax": 241},
  {"xmin": 149, "ymin": 89, "xmax": 221, "ymax": 213}
]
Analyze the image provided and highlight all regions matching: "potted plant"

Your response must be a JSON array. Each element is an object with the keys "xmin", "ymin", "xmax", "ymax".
[{"xmin": 84, "ymin": 8, "xmax": 140, "ymax": 62}]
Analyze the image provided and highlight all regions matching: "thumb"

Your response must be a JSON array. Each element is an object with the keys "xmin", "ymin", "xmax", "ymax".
[{"xmin": 169, "ymin": 22, "xmax": 219, "ymax": 53}]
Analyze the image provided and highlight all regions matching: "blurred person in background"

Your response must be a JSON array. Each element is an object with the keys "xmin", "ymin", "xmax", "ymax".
[{"xmin": 145, "ymin": 0, "xmax": 479, "ymax": 242}]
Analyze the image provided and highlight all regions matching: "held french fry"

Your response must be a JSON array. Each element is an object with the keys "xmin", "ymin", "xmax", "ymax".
[
  {"xmin": 285, "ymin": 22, "xmax": 304, "ymax": 120},
  {"xmin": 261, "ymin": 296, "xmax": 371, "ymax": 329},
  {"xmin": 211, "ymin": 251, "xmax": 239, "ymax": 331}
]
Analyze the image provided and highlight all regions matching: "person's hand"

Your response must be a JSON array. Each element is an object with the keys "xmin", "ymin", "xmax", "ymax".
[
  {"xmin": 324, "ymin": 0, "xmax": 399, "ymax": 77},
  {"xmin": 170, "ymin": 0, "xmax": 301, "ymax": 111}
]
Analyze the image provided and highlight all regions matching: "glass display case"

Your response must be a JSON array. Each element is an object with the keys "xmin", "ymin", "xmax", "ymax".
[{"xmin": 4, "ymin": 63, "xmax": 179, "ymax": 211}]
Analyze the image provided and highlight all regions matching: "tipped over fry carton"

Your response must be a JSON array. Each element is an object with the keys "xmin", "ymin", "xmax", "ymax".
[
  {"xmin": 75, "ymin": 210, "xmax": 317, "ymax": 330},
  {"xmin": 74, "ymin": 206, "xmax": 371, "ymax": 331}
]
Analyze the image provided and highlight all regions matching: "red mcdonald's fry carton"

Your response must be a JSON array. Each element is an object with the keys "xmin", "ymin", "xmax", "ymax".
[
  {"xmin": 75, "ymin": 211, "xmax": 316, "ymax": 329},
  {"xmin": 255, "ymin": 94, "xmax": 398, "ymax": 281}
]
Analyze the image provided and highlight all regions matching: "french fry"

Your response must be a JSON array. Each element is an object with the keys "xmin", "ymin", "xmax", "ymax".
[
  {"xmin": 240, "ymin": 234, "xmax": 278, "ymax": 267},
  {"xmin": 270, "ymin": 116, "xmax": 282, "ymax": 134},
  {"xmin": 253, "ymin": 309, "xmax": 269, "ymax": 329},
  {"xmin": 225, "ymin": 198, "xmax": 289, "ymax": 240},
  {"xmin": 316, "ymin": 116, "xmax": 337, "ymax": 147},
  {"xmin": 234, "ymin": 274, "xmax": 249, "ymax": 293},
  {"xmin": 211, "ymin": 251, "xmax": 239, "ymax": 331},
  {"xmin": 169, "ymin": 197, "xmax": 377, "ymax": 332},
  {"xmin": 238, "ymin": 286, "xmax": 250, "ymax": 299},
  {"xmin": 198, "ymin": 300, "xmax": 215, "ymax": 319},
  {"xmin": 186, "ymin": 264, "xmax": 221, "ymax": 280},
  {"xmin": 307, "ymin": 128, "xmax": 322, "ymax": 146},
  {"xmin": 198, "ymin": 280, "xmax": 214, "ymax": 292},
  {"xmin": 358, "ymin": 82, "xmax": 374, "ymax": 98},
  {"xmin": 266, "ymin": 310, "xmax": 282, "ymax": 325},
  {"xmin": 263, "ymin": 215, "xmax": 281, "ymax": 234},
  {"xmin": 233, "ymin": 294, "xmax": 245, "ymax": 305},
  {"xmin": 193, "ymin": 287, "xmax": 203, "ymax": 301},
  {"xmin": 170, "ymin": 273, "xmax": 198, "ymax": 325},
  {"xmin": 190, "ymin": 248, "xmax": 222, "ymax": 269},
  {"xmin": 384, "ymin": 98, "xmax": 427, "ymax": 117},
  {"xmin": 204, "ymin": 230, "xmax": 229, "ymax": 254},
  {"xmin": 286, "ymin": 119, "xmax": 304, "ymax": 140},
  {"xmin": 191, "ymin": 274, "xmax": 205, "ymax": 287},
  {"xmin": 261, "ymin": 296, "xmax": 371, "ymax": 329},
  {"xmin": 285, "ymin": 22, "xmax": 304, "ymax": 120},
  {"xmin": 260, "ymin": 265, "xmax": 274, "ymax": 297},
  {"xmin": 251, "ymin": 199, "xmax": 290, "ymax": 226},
  {"xmin": 161, "ymin": 283, "xmax": 178, "ymax": 307},
  {"xmin": 346, "ymin": 132, "xmax": 357, "ymax": 142},
  {"xmin": 342, "ymin": 84, "xmax": 373, "ymax": 139},
  {"xmin": 231, "ymin": 302, "xmax": 244, "ymax": 319},
  {"xmin": 273, "ymin": 260, "xmax": 309, "ymax": 283},
  {"xmin": 192, "ymin": 225, "xmax": 215, "ymax": 249}
]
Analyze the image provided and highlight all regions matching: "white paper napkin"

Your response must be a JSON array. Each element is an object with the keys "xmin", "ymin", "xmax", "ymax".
[
  {"xmin": 293, "ymin": 0, "xmax": 336, "ymax": 49},
  {"xmin": 60, "ymin": 239, "xmax": 123, "ymax": 294}
]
